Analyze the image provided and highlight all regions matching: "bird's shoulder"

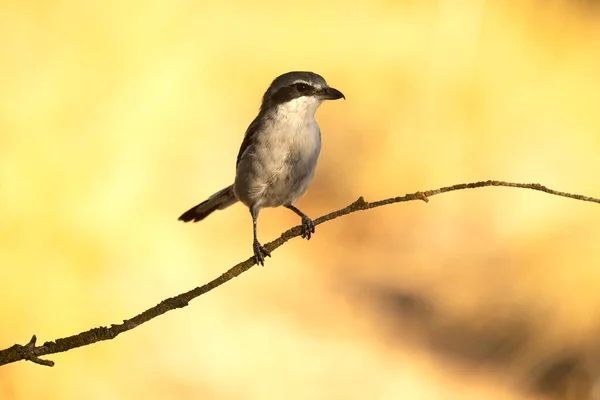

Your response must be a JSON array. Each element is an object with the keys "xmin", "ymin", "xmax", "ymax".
[{"xmin": 236, "ymin": 113, "xmax": 265, "ymax": 167}]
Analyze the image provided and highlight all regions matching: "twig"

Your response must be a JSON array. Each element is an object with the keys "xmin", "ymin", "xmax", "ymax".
[{"xmin": 1, "ymin": 180, "xmax": 598, "ymax": 367}]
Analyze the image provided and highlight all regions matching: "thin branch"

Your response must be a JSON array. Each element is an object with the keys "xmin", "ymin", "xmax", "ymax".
[{"xmin": 1, "ymin": 180, "xmax": 598, "ymax": 367}]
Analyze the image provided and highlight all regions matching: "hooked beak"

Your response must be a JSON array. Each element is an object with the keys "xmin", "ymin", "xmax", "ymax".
[{"xmin": 320, "ymin": 86, "xmax": 345, "ymax": 100}]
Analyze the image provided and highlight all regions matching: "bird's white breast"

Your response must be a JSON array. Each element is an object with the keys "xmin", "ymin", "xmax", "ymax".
[
  {"xmin": 263, "ymin": 96, "xmax": 323, "ymax": 168},
  {"xmin": 248, "ymin": 96, "xmax": 323, "ymax": 207}
]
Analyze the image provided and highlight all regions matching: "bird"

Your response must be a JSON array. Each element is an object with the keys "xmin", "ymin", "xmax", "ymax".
[{"xmin": 178, "ymin": 71, "xmax": 345, "ymax": 266}]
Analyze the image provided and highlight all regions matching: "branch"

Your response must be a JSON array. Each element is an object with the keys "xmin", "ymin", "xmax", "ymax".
[{"xmin": 1, "ymin": 180, "xmax": 598, "ymax": 367}]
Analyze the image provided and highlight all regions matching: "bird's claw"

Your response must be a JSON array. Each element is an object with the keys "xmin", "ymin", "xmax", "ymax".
[
  {"xmin": 301, "ymin": 216, "xmax": 316, "ymax": 240},
  {"xmin": 253, "ymin": 239, "xmax": 271, "ymax": 266}
]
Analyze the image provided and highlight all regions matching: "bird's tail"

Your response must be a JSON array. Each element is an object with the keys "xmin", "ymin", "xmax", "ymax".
[{"xmin": 178, "ymin": 185, "xmax": 238, "ymax": 223}]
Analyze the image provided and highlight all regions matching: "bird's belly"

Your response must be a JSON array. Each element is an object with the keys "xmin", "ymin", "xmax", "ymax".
[
  {"xmin": 260, "ymin": 159, "xmax": 316, "ymax": 207},
  {"xmin": 235, "ymin": 144, "xmax": 319, "ymax": 209},
  {"xmin": 234, "ymin": 120, "xmax": 321, "ymax": 209}
]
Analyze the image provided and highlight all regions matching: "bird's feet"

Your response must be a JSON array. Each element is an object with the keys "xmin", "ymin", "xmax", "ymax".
[
  {"xmin": 253, "ymin": 239, "xmax": 271, "ymax": 266},
  {"xmin": 300, "ymin": 215, "xmax": 316, "ymax": 240}
]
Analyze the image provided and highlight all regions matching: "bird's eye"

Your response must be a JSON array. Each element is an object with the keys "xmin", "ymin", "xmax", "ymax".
[{"xmin": 296, "ymin": 83, "xmax": 309, "ymax": 93}]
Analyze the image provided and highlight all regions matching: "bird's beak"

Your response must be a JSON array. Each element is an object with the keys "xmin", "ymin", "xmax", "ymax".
[{"xmin": 321, "ymin": 86, "xmax": 345, "ymax": 100}]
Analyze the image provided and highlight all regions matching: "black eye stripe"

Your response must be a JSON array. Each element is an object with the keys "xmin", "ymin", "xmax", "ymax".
[
  {"xmin": 263, "ymin": 82, "xmax": 317, "ymax": 108},
  {"xmin": 295, "ymin": 83, "xmax": 310, "ymax": 93}
]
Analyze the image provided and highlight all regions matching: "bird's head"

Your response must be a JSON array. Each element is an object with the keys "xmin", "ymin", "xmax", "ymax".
[{"xmin": 260, "ymin": 71, "xmax": 345, "ymax": 117}]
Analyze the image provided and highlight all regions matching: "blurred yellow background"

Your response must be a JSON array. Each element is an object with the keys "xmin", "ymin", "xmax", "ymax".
[{"xmin": 1, "ymin": 0, "xmax": 600, "ymax": 399}]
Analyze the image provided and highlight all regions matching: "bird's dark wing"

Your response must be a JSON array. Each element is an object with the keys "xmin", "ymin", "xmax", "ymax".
[{"xmin": 236, "ymin": 114, "xmax": 264, "ymax": 167}]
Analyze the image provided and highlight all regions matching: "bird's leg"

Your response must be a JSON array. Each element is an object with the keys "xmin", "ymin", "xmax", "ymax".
[
  {"xmin": 285, "ymin": 205, "xmax": 315, "ymax": 240},
  {"xmin": 251, "ymin": 207, "xmax": 271, "ymax": 266}
]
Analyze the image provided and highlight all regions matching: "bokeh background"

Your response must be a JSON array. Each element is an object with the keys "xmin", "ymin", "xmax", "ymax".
[{"xmin": 1, "ymin": 0, "xmax": 600, "ymax": 399}]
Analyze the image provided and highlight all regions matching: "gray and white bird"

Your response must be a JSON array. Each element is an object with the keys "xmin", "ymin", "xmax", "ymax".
[{"xmin": 178, "ymin": 71, "xmax": 344, "ymax": 265}]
